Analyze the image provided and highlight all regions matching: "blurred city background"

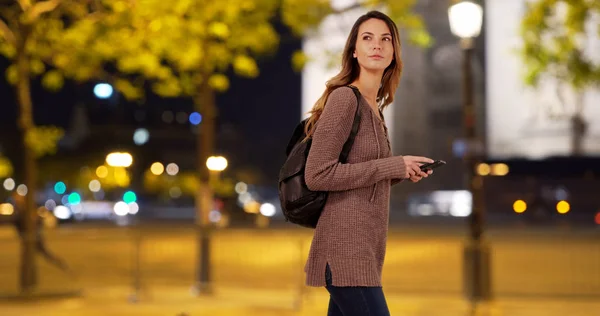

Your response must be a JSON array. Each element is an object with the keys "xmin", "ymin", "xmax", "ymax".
[{"xmin": 0, "ymin": 0, "xmax": 599, "ymax": 315}]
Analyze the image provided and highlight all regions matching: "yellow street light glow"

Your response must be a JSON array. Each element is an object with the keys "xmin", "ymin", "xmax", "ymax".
[
  {"xmin": 491, "ymin": 163, "xmax": 509, "ymax": 176},
  {"xmin": 556, "ymin": 200, "xmax": 570, "ymax": 214},
  {"xmin": 476, "ymin": 163, "xmax": 490, "ymax": 176},
  {"xmin": 513, "ymin": 200, "xmax": 527, "ymax": 213},
  {"xmin": 96, "ymin": 166, "xmax": 108, "ymax": 178},
  {"xmin": 150, "ymin": 162, "xmax": 165, "ymax": 175},
  {"xmin": 206, "ymin": 156, "xmax": 228, "ymax": 171},
  {"xmin": 105, "ymin": 152, "xmax": 133, "ymax": 167},
  {"xmin": 243, "ymin": 200, "xmax": 260, "ymax": 214},
  {"xmin": 0, "ymin": 203, "xmax": 14, "ymax": 215}
]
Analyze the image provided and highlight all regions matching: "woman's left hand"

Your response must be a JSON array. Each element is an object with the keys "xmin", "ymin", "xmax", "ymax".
[{"xmin": 409, "ymin": 169, "xmax": 433, "ymax": 183}]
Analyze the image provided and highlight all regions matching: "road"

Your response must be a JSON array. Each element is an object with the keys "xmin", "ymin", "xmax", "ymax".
[{"xmin": 0, "ymin": 223, "xmax": 598, "ymax": 315}]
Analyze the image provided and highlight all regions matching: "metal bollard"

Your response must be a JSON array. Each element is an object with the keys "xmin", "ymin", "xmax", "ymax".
[
  {"xmin": 463, "ymin": 239, "xmax": 492, "ymax": 303},
  {"xmin": 129, "ymin": 230, "xmax": 142, "ymax": 303}
]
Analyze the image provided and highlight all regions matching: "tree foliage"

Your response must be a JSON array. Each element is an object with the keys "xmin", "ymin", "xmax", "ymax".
[
  {"xmin": 1, "ymin": 0, "xmax": 431, "ymax": 101},
  {"xmin": 520, "ymin": 0, "xmax": 600, "ymax": 90}
]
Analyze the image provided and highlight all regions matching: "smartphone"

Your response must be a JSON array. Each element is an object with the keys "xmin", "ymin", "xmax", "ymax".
[{"xmin": 420, "ymin": 160, "xmax": 446, "ymax": 171}]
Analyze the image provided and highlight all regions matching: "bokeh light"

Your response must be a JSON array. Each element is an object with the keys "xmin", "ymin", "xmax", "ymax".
[
  {"xmin": 45, "ymin": 199, "xmax": 57, "ymax": 211},
  {"xmin": 176, "ymin": 112, "xmax": 188, "ymax": 124},
  {"xmin": 169, "ymin": 186, "xmax": 182, "ymax": 198},
  {"xmin": 3, "ymin": 178, "xmax": 15, "ymax": 191},
  {"xmin": 0, "ymin": 203, "xmax": 14, "ymax": 215},
  {"xmin": 476, "ymin": 163, "xmax": 490, "ymax": 176},
  {"xmin": 260, "ymin": 203, "xmax": 276, "ymax": 217},
  {"xmin": 209, "ymin": 210, "xmax": 221, "ymax": 223},
  {"xmin": 123, "ymin": 191, "xmax": 137, "ymax": 204},
  {"xmin": 68, "ymin": 192, "xmax": 82, "ymax": 205},
  {"xmin": 94, "ymin": 83, "xmax": 113, "ymax": 99},
  {"xmin": 16, "ymin": 184, "xmax": 28, "ymax": 196},
  {"xmin": 53, "ymin": 205, "xmax": 71, "ymax": 220},
  {"xmin": 162, "ymin": 111, "xmax": 174, "ymax": 123},
  {"xmin": 189, "ymin": 112, "xmax": 202, "ymax": 125},
  {"xmin": 128, "ymin": 202, "xmax": 139, "ymax": 215},
  {"xmin": 54, "ymin": 181, "xmax": 66, "ymax": 194},
  {"xmin": 166, "ymin": 163, "xmax": 179, "ymax": 176},
  {"xmin": 556, "ymin": 200, "xmax": 570, "ymax": 214},
  {"xmin": 206, "ymin": 156, "xmax": 228, "ymax": 171},
  {"xmin": 513, "ymin": 200, "xmax": 527, "ymax": 214},
  {"xmin": 235, "ymin": 182, "xmax": 248, "ymax": 194},
  {"xmin": 133, "ymin": 128, "xmax": 150, "ymax": 145},
  {"xmin": 150, "ymin": 162, "xmax": 164, "ymax": 175},
  {"xmin": 491, "ymin": 163, "xmax": 509, "ymax": 176},
  {"xmin": 113, "ymin": 201, "xmax": 129, "ymax": 216},
  {"xmin": 96, "ymin": 166, "xmax": 109, "ymax": 178},
  {"xmin": 89, "ymin": 180, "xmax": 101, "ymax": 192},
  {"xmin": 106, "ymin": 152, "xmax": 133, "ymax": 167}
]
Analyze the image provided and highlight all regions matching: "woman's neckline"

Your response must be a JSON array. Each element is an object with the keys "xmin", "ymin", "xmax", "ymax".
[{"xmin": 348, "ymin": 85, "xmax": 384, "ymax": 123}]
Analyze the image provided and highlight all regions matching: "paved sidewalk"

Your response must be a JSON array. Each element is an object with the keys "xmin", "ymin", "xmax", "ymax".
[{"xmin": 1, "ymin": 285, "xmax": 599, "ymax": 316}]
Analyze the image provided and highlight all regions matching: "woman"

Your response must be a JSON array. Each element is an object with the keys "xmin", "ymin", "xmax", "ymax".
[{"xmin": 303, "ymin": 10, "xmax": 434, "ymax": 315}]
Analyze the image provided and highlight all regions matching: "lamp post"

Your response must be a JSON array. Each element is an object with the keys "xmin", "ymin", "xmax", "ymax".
[
  {"xmin": 194, "ymin": 155, "xmax": 228, "ymax": 294},
  {"xmin": 206, "ymin": 156, "xmax": 228, "ymax": 184},
  {"xmin": 448, "ymin": 0, "xmax": 491, "ymax": 304}
]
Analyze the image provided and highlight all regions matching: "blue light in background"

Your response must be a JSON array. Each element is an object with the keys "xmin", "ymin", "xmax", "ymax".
[
  {"xmin": 94, "ymin": 83, "xmax": 113, "ymax": 99},
  {"xmin": 68, "ymin": 192, "xmax": 81, "ymax": 205},
  {"xmin": 133, "ymin": 128, "xmax": 150, "ymax": 145},
  {"xmin": 54, "ymin": 182, "xmax": 66, "ymax": 194},
  {"xmin": 189, "ymin": 112, "xmax": 202, "ymax": 125},
  {"xmin": 123, "ymin": 191, "xmax": 137, "ymax": 204},
  {"xmin": 452, "ymin": 139, "xmax": 467, "ymax": 158}
]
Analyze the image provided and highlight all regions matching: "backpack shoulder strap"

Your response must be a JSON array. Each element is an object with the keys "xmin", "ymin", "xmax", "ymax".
[
  {"xmin": 285, "ymin": 119, "xmax": 307, "ymax": 156},
  {"xmin": 339, "ymin": 85, "xmax": 362, "ymax": 163}
]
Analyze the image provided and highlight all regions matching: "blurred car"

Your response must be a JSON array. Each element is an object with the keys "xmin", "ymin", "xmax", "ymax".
[{"xmin": 52, "ymin": 200, "xmax": 139, "ymax": 224}]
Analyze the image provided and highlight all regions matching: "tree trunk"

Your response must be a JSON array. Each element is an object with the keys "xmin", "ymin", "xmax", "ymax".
[
  {"xmin": 571, "ymin": 114, "xmax": 586, "ymax": 156},
  {"xmin": 571, "ymin": 93, "xmax": 586, "ymax": 156},
  {"xmin": 15, "ymin": 28, "xmax": 38, "ymax": 293},
  {"xmin": 193, "ymin": 81, "xmax": 216, "ymax": 293}
]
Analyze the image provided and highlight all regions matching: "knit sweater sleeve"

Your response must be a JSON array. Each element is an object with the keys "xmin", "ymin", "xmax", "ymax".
[
  {"xmin": 305, "ymin": 87, "xmax": 407, "ymax": 192},
  {"xmin": 391, "ymin": 179, "xmax": 404, "ymax": 186}
]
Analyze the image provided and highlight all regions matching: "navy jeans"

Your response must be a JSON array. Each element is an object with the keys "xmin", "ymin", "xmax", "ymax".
[{"xmin": 324, "ymin": 264, "xmax": 390, "ymax": 316}]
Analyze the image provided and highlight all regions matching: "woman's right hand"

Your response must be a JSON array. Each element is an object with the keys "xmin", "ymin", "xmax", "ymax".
[{"xmin": 402, "ymin": 155, "xmax": 434, "ymax": 182}]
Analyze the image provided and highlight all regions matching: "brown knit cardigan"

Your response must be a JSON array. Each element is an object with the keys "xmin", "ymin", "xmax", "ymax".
[{"xmin": 304, "ymin": 86, "xmax": 407, "ymax": 287}]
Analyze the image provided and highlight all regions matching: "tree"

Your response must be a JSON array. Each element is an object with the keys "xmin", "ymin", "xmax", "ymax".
[
  {"xmin": 0, "ymin": 0, "xmax": 81, "ymax": 292},
  {"xmin": 0, "ymin": 0, "xmax": 429, "ymax": 293},
  {"xmin": 520, "ymin": 0, "xmax": 600, "ymax": 155},
  {"xmin": 107, "ymin": 0, "xmax": 431, "ymax": 292},
  {"xmin": 0, "ymin": 0, "xmax": 164, "ymax": 292}
]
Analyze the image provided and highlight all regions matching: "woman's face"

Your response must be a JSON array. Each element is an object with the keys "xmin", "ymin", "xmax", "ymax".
[{"xmin": 353, "ymin": 18, "xmax": 394, "ymax": 73}]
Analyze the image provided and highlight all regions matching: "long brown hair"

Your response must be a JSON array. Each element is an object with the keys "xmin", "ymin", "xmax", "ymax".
[{"xmin": 303, "ymin": 10, "xmax": 403, "ymax": 141}]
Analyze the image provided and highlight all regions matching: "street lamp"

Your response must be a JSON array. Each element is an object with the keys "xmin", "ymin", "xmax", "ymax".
[
  {"xmin": 194, "ymin": 155, "xmax": 228, "ymax": 294},
  {"xmin": 206, "ymin": 156, "xmax": 228, "ymax": 189},
  {"xmin": 448, "ymin": 1, "xmax": 483, "ymax": 42},
  {"xmin": 448, "ymin": 0, "xmax": 491, "ymax": 304},
  {"xmin": 105, "ymin": 152, "xmax": 133, "ymax": 168},
  {"xmin": 206, "ymin": 156, "xmax": 228, "ymax": 172}
]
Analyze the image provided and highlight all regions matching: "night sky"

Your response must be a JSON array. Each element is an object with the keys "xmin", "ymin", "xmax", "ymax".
[{"xmin": 0, "ymin": 23, "xmax": 302, "ymax": 189}]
